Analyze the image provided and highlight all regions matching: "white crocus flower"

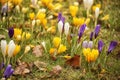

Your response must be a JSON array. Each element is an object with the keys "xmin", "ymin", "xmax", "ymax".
[
  {"xmin": 58, "ymin": 20, "xmax": 63, "ymax": 35},
  {"xmin": 41, "ymin": 41, "xmax": 47, "ymax": 52},
  {"xmin": 88, "ymin": 41, "xmax": 93, "ymax": 49},
  {"xmin": 8, "ymin": 40, "xmax": 16, "ymax": 58},
  {"xmin": 64, "ymin": 22, "xmax": 70, "ymax": 36},
  {"xmin": 83, "ymin": 0, "xmax": 93, "ymax": 10},
  {"xmin": 32, "ymin": 19, "xmax": 36, "ymax": 27},
  {"xmin": 82, "ymin": 41, "xmax": 88, "ymax": 48},
  {"xmin": 95, "ymin": 7, "xmax": 100, "ymax": 19},
  {"xmin": 1, "ymin": 40, "xmax": 7, "ymax": 56}
]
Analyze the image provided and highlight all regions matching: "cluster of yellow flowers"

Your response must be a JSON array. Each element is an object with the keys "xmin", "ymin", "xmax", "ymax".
[
  {"xmin": 83, "ymin": 48, "xmax": 99, "ymax": 63},
  {"xmin": 49, "ymin": 37, "xmax": 66, "ymax": 55},
  {"xmin": 14, "ymin": 28, "xmax": 31, "ymax": 41},
  {"xmin": 29, "ymin": 12, "xmax": 47, "ymax": 28}
]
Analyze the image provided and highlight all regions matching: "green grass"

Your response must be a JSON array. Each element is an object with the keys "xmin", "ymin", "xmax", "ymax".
[{"xmin": 0, "ymin": 0, "xmax": 120, "ymax": 80}]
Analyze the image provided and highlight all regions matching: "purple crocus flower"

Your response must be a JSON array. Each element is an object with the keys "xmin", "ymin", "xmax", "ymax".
[
  {"xmin": 58, "ymin": 13, "xmax": 65, "ymax": 24},
  {"xmin": 108, "ymin": 41, "xmax": 117, "ymax": 54},
  {"xmin": 94, "ymin": 24, "xmax": 100, "ymax": 38},
  {"xmin": 0, "ymin": 62, "xmax": 4, "ymax": 70},
  {"xmin": 90, "ymin": 32, "xmax": 93, "ymax": 41},
  {"xmin": 98, "ymin": 40, "xmax": 104, "ymax": 53},
  {"xmin": 4, "ymin": 65, "xmax": 14, "ymax": 78},
  {"xmin": 58, "ymin": 13, "xmax": 65, "ymax": 33},
  {"xmin": 78, "ymin": 24, "xmax": 86, "ymax": 41},
  {"xmin": 8, "ymin": 27, "xmax": 14, "ymax": 38}
]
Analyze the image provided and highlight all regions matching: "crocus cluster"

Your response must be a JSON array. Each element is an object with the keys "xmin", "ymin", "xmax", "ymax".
[
  {"xmin": 8, "ymin": 27, "xmax": 31, "ymax": 40},
  {"xmin": 49, "ymin": 37, "xmax": 66, "ymax": 56},
  {"xmin": 58, "ymin": 13, "xmax": 70, "ymax": 37},
  {"xmin": 1, "ymin": 40, "xmax": 20, "ymax": 64}
]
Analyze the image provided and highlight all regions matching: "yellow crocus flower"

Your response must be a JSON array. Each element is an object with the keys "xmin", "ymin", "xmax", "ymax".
[
  {"xmin": 69, "ymin": 5, "xmax": 78, "ymax": 17},
  {"xmin": 63, "ymin": 55, "xmax": 71, "ymax": 60},
  {"xmin": 83, "ymin": 48, "xmax": 99, "ymax": 62},
  {"xmin": 101, "ymin": 15, "xmax": 109, "ymax": 21},
  {"xmin": 14, "ymin": 28, "xmax": 22, "ymax": 38},
  {"xmin": 13, "ymin": 45, "xmax": 21, "ymax": 56},
  {"xmin": 47, "ymin": 26, "xmax": 56, "ymax": 34},
  {"xmin": 42, "ymin": 18, "xmax": 47, "ymax": 27},
  {"xmin": 48, "ymin": 3, "xmax": 54, "ymax": 10},
  {"xmin": 29, "ymin": 12, "xmax": 35, "ymax": 20},
  {"xmin": 36, "ymin": 13, "xmax": 46, "ymax": 20},
  {"xmin": 49, "ymin": 48, "xmax": 56, "ymax": 55},
  {"xmin": 41, "ymin": 0, "xmax": 53, "ymax": 6},
  {"xmin": 25, "ymin": 32, "xmax": 31, "ymax": 40},
  {"xmin": 91, "ymin": 49, "xmax": 99, "ymax": 62},
  {"xmin": 92, "ymin": 4, "xmax": 101, "ymax": 12},
  {"xmin": 53, "ymin": 37, "xmax": 61, "ymax": 48},
  {"xmin": 73, "ymin": 17, "xmax": 85, "ymax": 26},
  {"xmin": 58, "ymin": 44, "xmax": 66, "ymax": 54}
]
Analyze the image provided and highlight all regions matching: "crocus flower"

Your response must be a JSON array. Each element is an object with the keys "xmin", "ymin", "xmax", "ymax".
[
  {"xmin": 83, "ymin": 0, "xmax": 93, "ymax": 10},
  {"xmin": 1, "ymin": 40, "xmax": 7, "ymax": 57},
  {"xmin": 4, "ymin": 65, "xmax": 14, "ymax": 78},
  {"xmin": 58, "ymin": 13, "xmax": 65, "ymax": 23},
  {"xmin": 90, "ymin": 32, "xmax": 93, "ymax": 41},
  {"xmin": 13, "ymin": 45, "xmax": 21, "ymax": 56},
  {"xmin": 73, "ymin": 17, "xmax": 85, "ymax": 27},
  {"xmin": 64, "ymin": 22, "xmax": 70, "ymax": 36},
  {"xmin": 94, "ymin": 24, "xmax": 100, "ymax": 38},
  {"xmin": 98, "ymin": 40, "xmax": 104, "ymax": 53},
  {"xmin": 69, "ymin": 5, "xmax": 78, "ymax": 17},
  {"xmin": 29, "ymin": 12, "xmax": 35, "ymax": 20},
  {"xmin": 1, "ymin": 4, "xmax": 8, "ymax": 16},
  {"xmin": 78, "ymin": 24, "xmax": 86, "ymax": 41},
  {"xmin": 53, "ymin": 37, "xmax": 61, "ymax": 48},
  {"xmin": 24, "ymin": 45, "xmax": 31, "ymax": 54},
  {"xmin": 8, "ymin": 27, "xmax": 14, "ymax": 38},
  {"xmin": 8, "ymin": 40, "xmax": 16, "ymax": 58},
  {"xmin": 82, "ymin": 41, "xmax": 88, "ymax": 48},
  {"xmin": 95, "ymin": 7, "xmax": 100, "ymax": 19},
  {"xmin": 58, "ymin": 20, "xmax": 63, "ymax": 35},
  {"xmin": 88, "ymin": 41, "xmax": 93, "ymax": 49},
  {"xmin": 58, "ymin": 44, "xmax": 67, "ymax": 54},
  {"xmin": 108, "ymin": 41, "xmax": 117, "ymax": 54},
  {"xmin": 83, "ymin": 48, "xmax": 99, "ymax": 62},
  {"xmin": 82, "ymin": 41, "xmax": 93, "ymax": 49},
  {"xmin": 49, "ymin": 48, "xmax": 56, "ymax": 55}
]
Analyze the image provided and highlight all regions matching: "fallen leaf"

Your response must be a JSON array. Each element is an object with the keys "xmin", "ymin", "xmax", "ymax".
[
  {"xmin": 14, "ymin": 61, "xmax": 30, "ymax": 75},
  {"xmin": 50, "ymin": 65, "xmax": 62, "ymax": 76},
  {"xmin": 34, "ymin": 60, "xmax": 47, "ymax": 71},
  {"xmin": 65, "ymin": 54, "xmax": 81, "ymax": 68},
  {"xmin": 32, "ymin": 45, "xmax": 43, "ymax": 57}
]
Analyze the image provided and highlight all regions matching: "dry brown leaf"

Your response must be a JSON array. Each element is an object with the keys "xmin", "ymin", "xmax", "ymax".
[
  {"xmin": 32, "ymin": 45, "xmax": 43, "ymax": 57},
  {"xmin": 50, "ymin": 65, "xmax": 62, "ymax": 76},
  {"xmin": 34, "ymin": 60, "xmax": 47, "ymax": 71},
  {"xmin": 66, "ymin": 54, "xmax": 81, "ymax": 69},
  {"xmin": 14, "ymin": 62, "xmax": 30, "ymax": 75}
]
